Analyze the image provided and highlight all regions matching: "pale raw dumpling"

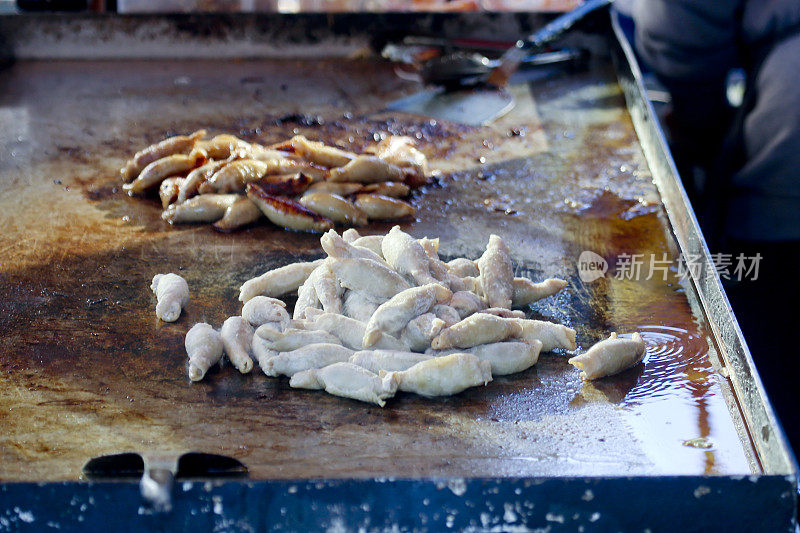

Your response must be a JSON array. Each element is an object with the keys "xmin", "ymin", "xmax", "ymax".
[
  {"xmin": 568, "ymin": 332, "xmax": 645, "ymax": 379},
  {"xmin": 290, "ymin": 362, "xmax": 398, "ymax": 407},
  {"xmin": 384, "ymin": 352, "xmax": 492, "ymax": 397},
  {"xmin": 151, "ymin": 273, "xmax": 189, "ymax": 322}
]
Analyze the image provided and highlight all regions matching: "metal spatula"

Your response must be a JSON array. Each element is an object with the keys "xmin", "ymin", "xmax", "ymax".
[{"xmin": 385, "ymin": 86, "xmax": 516, "ymax": 126}]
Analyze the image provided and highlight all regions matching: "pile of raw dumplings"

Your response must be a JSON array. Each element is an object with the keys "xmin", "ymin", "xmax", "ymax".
[{"xmin": 165, "ymin": 226, "xmax": 585, "ymax": 407}]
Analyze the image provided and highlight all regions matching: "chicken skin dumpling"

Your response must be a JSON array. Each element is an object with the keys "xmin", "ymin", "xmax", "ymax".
[
  {"xmin": 260, "ymin": 343, "xmax": 354, "ymax": 378},
  {"xmin": 568, "ymin": 332, "xmax": 646, "ymax": 380},
  {"xmin": 431, "ymin": 313, "xmax": 522, "ymax": 350},
  {"xmin": 477, "ymin": 234, "xmax": 514, "ymax": 309},
  {"xmin": 350, "ymin": 350, "xmax": 434, "ymax": 373},
  {"xmin": 513, "ymin": 319, "xmax": 577, "ymax": 352},
  {"xmin": 290, "ymin": 362, "xmax": 398, "ymax": 407},
  {"xmin": 151, "ymin": 273, "xmax": 189, "ymax": 323},
  {"xmin": 220, "ymin": 316, "xmax": 255, "ymax": 374},
  {"xmin": 185, "ymin": 323, "xmax": 224, "ymax": 382},
  {"xmin": 512, "ymin": 277, "xmax": 567, "ymax": 307},
  {"xmin": 384, "ymin": 353, "xmax": 492, "ymax": 397}
]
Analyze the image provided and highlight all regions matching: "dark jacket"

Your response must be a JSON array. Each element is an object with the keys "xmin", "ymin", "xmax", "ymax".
[{"xmin": 633, "ymin": 0, "xmax": 800, "ymax": 241}]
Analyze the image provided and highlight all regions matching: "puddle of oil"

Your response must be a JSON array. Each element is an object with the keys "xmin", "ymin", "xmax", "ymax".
[
  {"xmin": 561, "ymin": 186, "xmax": 753, "ymax": 475},
  {"xmin": 599, "ymin": 325, "xmax": 749, "ymax": 474},
  {"xmin": 615, "ymin": 325, "xmax": 710, "ymax": 404}
]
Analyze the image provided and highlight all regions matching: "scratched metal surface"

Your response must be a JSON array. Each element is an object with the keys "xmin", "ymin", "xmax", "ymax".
[{"xmin": 0, "ymin": 54, "xmax": 756, "ymax": 482}]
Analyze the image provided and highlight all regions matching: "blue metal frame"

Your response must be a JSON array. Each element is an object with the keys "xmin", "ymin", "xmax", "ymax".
[{"xmin": 1, "ymin": 476, "xmax": 796, "ymax": 532}]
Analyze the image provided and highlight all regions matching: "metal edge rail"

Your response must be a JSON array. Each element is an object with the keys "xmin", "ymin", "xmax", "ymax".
[{"xmin": 609, "ymin": 10, "xmax": 797, "ymax": 479}]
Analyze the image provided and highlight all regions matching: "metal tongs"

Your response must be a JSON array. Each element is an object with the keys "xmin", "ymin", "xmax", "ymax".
[
  {"xmin": 420, "ymin": 0, "xmax": 613, "ymax": 89},
  {"xmin": 384, "ymin": 0, "xmax": 613, "ymax": 125},
  {"xmin": 418, "ymin": 48, "xmax": 585, "ymax": 89}
]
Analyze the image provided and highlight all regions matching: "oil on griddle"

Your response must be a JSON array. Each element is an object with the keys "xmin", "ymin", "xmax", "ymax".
[{"xmin": 0, "ymin": 57, "xmax": 754, "ymax": 482}]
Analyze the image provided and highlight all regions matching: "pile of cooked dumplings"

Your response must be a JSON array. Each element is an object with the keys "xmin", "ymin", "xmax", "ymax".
[
  {"xmin": 151, "ymin": 227, "xmax": 647, "ymax": 406},
  {"xmin": 121, "ymin": 131, "xmax": 428, "ymax": 232}
]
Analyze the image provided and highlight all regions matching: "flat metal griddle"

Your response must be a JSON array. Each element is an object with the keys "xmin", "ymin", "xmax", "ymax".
[{"xmin": 0, "ymin": 11, "xmax": 796, "ymax": 531}]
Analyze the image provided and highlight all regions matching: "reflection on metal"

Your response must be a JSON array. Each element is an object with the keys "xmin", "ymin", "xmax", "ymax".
[
  {"xmin": 140, "ymin": 465, "xmax": 175, "ymax": 512},
  {"xmin": 83, "ymin": 452, "xmax": 248, "ymax": 511}
]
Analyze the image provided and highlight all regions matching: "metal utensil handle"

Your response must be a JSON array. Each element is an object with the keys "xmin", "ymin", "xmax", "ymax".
[
  {"xmin": 523, "ymin": 0, "xmax": 613, "ymax": 51},
  {"xmin": 519, "ymin": 48, "xmax": 583, "ymax": 66},
  {"xmin": 488, "ymin": 0, "xmax": 612, "ymax": 87}
]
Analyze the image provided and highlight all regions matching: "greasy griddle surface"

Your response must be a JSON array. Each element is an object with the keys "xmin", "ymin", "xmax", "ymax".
[{"xmin": 0, "ymin": 59, "xmax": 753, "ymax": 481}]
